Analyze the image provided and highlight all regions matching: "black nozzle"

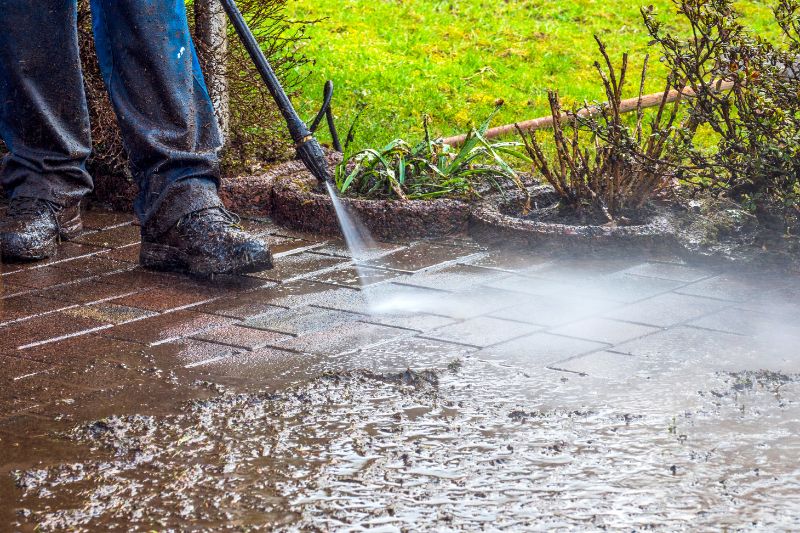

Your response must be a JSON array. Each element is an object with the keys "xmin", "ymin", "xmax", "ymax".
[{"xmin": 296, "ymin": 137, "xmax": 333, "ymax": 183}]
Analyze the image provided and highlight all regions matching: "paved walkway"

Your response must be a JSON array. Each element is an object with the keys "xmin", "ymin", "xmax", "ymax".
[
  {"xmin": 1, "ymin": 206, "xmax": 799, "ymax": 529},
  {"xmin": 1, "ymin": 207, "xmax": 799, "ymax": 420}
]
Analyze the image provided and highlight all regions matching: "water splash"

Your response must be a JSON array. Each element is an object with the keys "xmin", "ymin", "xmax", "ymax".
[{"xmin": 325, "ymin": 181, "xmax": 378, "ymax": 287}]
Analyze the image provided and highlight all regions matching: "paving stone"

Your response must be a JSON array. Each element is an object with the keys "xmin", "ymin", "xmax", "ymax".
[
  {"xmin": 362, "ymin": 241, "xmax": 475, "ymax": 272},
  {"xmin": 2, "ymin": 264, "xmax": 96, "ymax": 289},
  {"xmin": 80, "ymin": 209, "xmax": 136, "ymax": 230},
  {"xmin": 99, "ymin": 267, "xmax": 176, "ymax": 288},
  {"xmin": 0, "ymin": 312, "xmax": 108, "ymax": 351},
  {"xmin": 675, "ymin": 274, "xmax": 785, "ymax": 302},
  {"xmin": 0, "ymin": 281, "xmax": 32, "ymax": 298},
  {"xmin": 36, "ymin": 278, "xmax": 141, "ymax": 305},
  {"xmin": 475, "ymin": 332, "xmax": 607, "ymax": 368},
  {"xmin": 192, "ymin": 324, "xmax": 292, "ymax": 350},
  {"xmin": 618, "ymin": 262, "xmax": 714, "ymax": 283},
  {"xmin": 279, "ymin": 321, "xmax": 410, "ymax": 355},
  {"xmin": 11, "ymin": 335, "xmax": 147, "ymax": 365},
  {"xmin": 368, "ymin": 284, "xmax": 515, "ymax": 320},
  {"xmin": 0, "ymin": 373, "xmax": 89, "ymax": 413},
  {"xmin": 54, "ymin": 253, "xmax": 132, "ymax": 277},
  {"xmin": 61, "ymin": 303, "xmax": 156, "ymax": 325},
  {"xmin": 689, "ymin": 307, "xmax": 800, "ymax": 339},
  {"xmin": 311, "ymin": 282, "xmax": 449, "ymax": 316},
  {"xmin": 395, "ymin": 264, "xmax": 506, "ymax": 291},
  {"xmin": 183, "ymin": 347, "xmax": 320, "ymax": 389},
  {"xmin": 41, "ymin": 358, "xmax": 145, "ymax": 394},
  {"xmin": 457, "ymin": 249, "xmax": 553, "ymax": 272},
  {"xmin": 423, "ymin": 316, "xmax": 541, "ymax": 347},
  {"xmin": 244, "ymin": 305, "xmax": 360, "ymax": 335},
  {"xmin": 489, "ymin": 293, "xmax": 620, "ymax": 327},
  {"xmin": 100, "ymin": 310, "xmax": 234, "ymax": 346},
  {"xmin": 147, "ymin": 337, "xmax": 241, "ymax": 368},
  {"xmin": 249, "ymin": 252, "xmax": 347, "ymax": 282},
  {"xmin": 73, "ymin": 224, "xmax": 141, "ymax": 248},
  {"xmin": 575, "ymin": 273, "xmax": 687, "ymax": 303},
  {"xmin": 613, "ymin": 326, "xmax": 800, "ymax": 372},
  {"xmin": 550, "ymin": 350, "xmax": 648, "ymax": 379},
  {"xmin": 528, "ymin": 258, "xmax": 635, "ymax": 281},
  {"xmin": 0, "ymin": 294, "xmax": 72, "ymax": 325},
  {"xmin": 196, "ymin": 280, "xmax": 332, "ymax": 315},
  {"xmin": 549, "ymin": 317, "xmax": 661, "ymax": 345},
  {"xmin": 104, "ymin": 243, "xmax": 141, "ymax": 263},
  {"xmin": 734, "ymin": 284, "xmax": 800, "ymax": 317},
  {"xmin": 360, "ymin": 312, "xmax": 456, "ymax": 333},
  {"xmin": 0, "ymin": 355, "xmax": 53, "ymax": 381},
  {"xmin": 110, "ymin": 283, "xmax": 221, "ymax": 312},
  {"xmin": 606, "ymin": 292, "xmax": 730, "ymax": 327},
  {"xmin": 348, "ymin": 336, "xmax": 477, "ymax": 372},
  {"xmin": 311, "ymin": 239, "xmax": 405, "ymax": 260},
  {"xmin": 308, "ymin": 264, "xmax": 407, "ymax": 288},
  {"xmin": 0, "ymin": 242, "xmax": 103, "ymax": 275},
  {"xmin": 269, "ymin": 236, "xmax": 324, "ymax": 256}
]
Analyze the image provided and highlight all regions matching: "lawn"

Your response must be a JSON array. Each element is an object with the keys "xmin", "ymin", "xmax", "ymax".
[{"xmin": 284, "ymin": 0, "xmax": 780, "ymax": 153}]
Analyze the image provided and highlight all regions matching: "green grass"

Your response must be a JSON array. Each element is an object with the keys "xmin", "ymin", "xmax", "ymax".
[{"xmin": 284, "ymin": 0, "xmax": 780, "ymax": 153}]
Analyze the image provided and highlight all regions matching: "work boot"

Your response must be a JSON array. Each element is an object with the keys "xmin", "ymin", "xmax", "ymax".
[
  {"xmin": 140, "ymin": 207, "xmax": 273, "ymax": 276},
  {"xmin": 0, "ymin": 197, "xmax": 83, "ymax": 261}
]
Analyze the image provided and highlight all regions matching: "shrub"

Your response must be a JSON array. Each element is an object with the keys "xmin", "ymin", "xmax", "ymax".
[
  {"xmin": 517, "ymin": 37, "xmax": 689, "ymax": 222},
  {"xmin": 644, "ymin": 0, "xmax": 800, "ymax": 224},
  {"xmin": 334, "ymin": 105, "xmax": 527, "ymax": 200}
]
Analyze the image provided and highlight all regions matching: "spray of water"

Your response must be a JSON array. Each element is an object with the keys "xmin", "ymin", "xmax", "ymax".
[{"xmin": 325, "ymin": 181, "xmax": 379, "ymax": 286}]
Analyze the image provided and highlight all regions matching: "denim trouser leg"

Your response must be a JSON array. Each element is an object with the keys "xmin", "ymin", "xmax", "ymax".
[
  {"xmin": 0, "ymin": 1, "xmax": 94, "ymax": 205},
  {"xmin": 91, "ymin": 0, "xmax": 223, "ymax": 235},
  {"xmin": 0, "ymin": 0, "xmax": 223, "ymax": 235}
]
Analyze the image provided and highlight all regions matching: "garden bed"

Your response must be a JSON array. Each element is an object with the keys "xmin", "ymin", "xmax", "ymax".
[
  {"xmin": 469, "ymin": 186, "xmax": 681, "ymax": 257},
  {"xmin": 271, "ymin": 174, "xmax": 470, "ymax": 241}
]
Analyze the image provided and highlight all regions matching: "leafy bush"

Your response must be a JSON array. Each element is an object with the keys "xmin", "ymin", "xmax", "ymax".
[
  {"xmin": 517, "ymin": 37, "xmax": 689, "ymax": 222},
  {"xmin": 334, "ymin": 105, "xmax": 527, "ymax": 200},
  {"xmin": 644, "ymin": 0, "xmax": 800, "ymax": 222}
]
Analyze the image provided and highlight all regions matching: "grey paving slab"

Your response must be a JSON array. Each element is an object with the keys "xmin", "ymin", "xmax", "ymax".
[
  {"xmin": 310, "ymin": 239, "xmax": 405, "ymax": 260},
  {"xmin": 573, "ymin": 272, "xmax": 687, "ymax": 303},
  {"xmin": 457, "ymin": 249, "xmax": 553, "ymax": 273},
  {"xmin": 605, "ymin": 292, "xmax": 730, "ymax": 327},
  {"xmin": 361, "ymin": 241, "xmax": 476, "ymax": 272},
  {"xmin": 248, "ymin": 252, "xmax": 347, "ymax": 283},
  {"xmin": 551, "ymin": 350, "xmax": 649, "ymax": 379},
  {"xmin": 613, "ymin": 325, "xmax": 800, "ymax": 372},
  {"xmin": 360, "ymin": 312, "xmax": 456, "ymax": 333},
  {"xmin": 474, "ymin": 332, "xmax": 607, "ymax": 368},
  {"xmin": 393, "ymin": 264, "xmax": 507, "ymax": 292},
  {"xmin": 308, "ymin": 265, "xmax": 407, "ymax": 288},
  {"xmin": 348, "ymin": 336, "xmax": 476, "ymax": 372},
  {"xmin": 490, "ymin": 293, "xmax": 620, "ymax": 327},
  {"xmin": 244, "ymin": 305, "xmax": 360, "ymax": 336},
  {"xmin": 617, "ymin": 262, "xmax": 715, "ymax": 283},
  {"xmin": 549, "ymin": 317, "xmax": 661, "ymax": 345},
  {"xmin": 690, "ymin": 307, "xmax": 800, "ymax": 339},
  {"xmin": 279, "ymin": 321, "xmax": 410, "ymax": 355},
  {"xmin": 423, "ymin": 316, "xmax": 541, "ymax": 347},
  {"xmin": 183, "ymin": 347, "xmax": 321, "ymax": 388},
  {"xmin": 675, "ymin": 274, "xmax": 787, "ymax": 302}
]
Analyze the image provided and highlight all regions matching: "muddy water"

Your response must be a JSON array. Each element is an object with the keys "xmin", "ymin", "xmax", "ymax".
[{"xmin": 2, "ymin": 254, "xmax": 800, "ymax": 531}]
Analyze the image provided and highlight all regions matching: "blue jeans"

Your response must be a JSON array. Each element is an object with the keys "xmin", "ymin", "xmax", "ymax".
[{"xmin": 0, "ymin": 0, "xmax": 223, "ymax": 235}]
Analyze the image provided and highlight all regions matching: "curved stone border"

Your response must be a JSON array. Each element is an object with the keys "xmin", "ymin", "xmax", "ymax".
[
  {"xmin": 469, "ymin": 189, "xmax": 681, "ymax": 256},
  {"xmin": 270, "ymin": 175, "xmax": 471, "ymax": 241}
]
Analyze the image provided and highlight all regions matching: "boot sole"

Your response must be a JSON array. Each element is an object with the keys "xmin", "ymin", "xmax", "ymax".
[{"xmin": 140, "ymin": 242, "xmax": 274, "ymax": 277}]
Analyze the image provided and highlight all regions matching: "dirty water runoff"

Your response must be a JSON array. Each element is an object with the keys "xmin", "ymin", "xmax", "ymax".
[{"xmin": 1, "ymin": 198, "xmax": 799, "ymax": 531}]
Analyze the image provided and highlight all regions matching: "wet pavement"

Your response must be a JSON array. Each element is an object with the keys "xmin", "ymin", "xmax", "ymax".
[{"xmin": 1, "ymin": 206, "xmax": 800, "ymax": 531}]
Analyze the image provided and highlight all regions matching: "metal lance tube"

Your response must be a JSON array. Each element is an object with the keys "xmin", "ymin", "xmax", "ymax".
[{"xmin": 217, "ymin": 0, "xmax": 332, "ymax": 182}]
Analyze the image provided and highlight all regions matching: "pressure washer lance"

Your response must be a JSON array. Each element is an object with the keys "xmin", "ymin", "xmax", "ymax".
[{"xmin": 218, "ymin": 0, "xmax": 341, "ymax": 183}]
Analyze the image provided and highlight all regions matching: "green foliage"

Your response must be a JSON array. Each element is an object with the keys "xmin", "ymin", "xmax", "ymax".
[
  {"xmin": 286, "ymin": 0, "xmax": 779, "ymax": 153},
  {"xmin": 334, "ymin": 105, "xmax": 527, "ymax": 200},
  {"xmin": 644, "ymin": 0, "xmax": 800, "ymax": 221}
]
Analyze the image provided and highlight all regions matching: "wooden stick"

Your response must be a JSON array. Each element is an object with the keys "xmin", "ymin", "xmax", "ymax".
[{"xmin": 441, "ymin": 81, "xmax": 735, "ymax": 146}]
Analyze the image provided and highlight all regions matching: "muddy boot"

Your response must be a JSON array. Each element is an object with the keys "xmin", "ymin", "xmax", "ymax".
[
  {"xmin": 140, "ymin": 207, "xmax": 273, "ymax": 276},
  {"xmin": 0, "ymin": 197, "xmax": 82, "ymax": 261}
]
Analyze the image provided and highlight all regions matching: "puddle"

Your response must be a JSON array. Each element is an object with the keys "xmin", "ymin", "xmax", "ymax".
[{"xmin": 5, "ymin": 360, "xmax": 800, "ymax": 531}]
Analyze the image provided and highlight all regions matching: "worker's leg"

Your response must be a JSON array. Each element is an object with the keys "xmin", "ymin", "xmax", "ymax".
[
  {"xmin": 90, "ymin": 0, "xmax": 223, "ymax": 237},
  {"xmin": 0, "ymin": 0, "xmax": 93, "ymax": 205},
  {"xmin": 90, "ymin": 0, "xmax": 272, "ymax": 276}
]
